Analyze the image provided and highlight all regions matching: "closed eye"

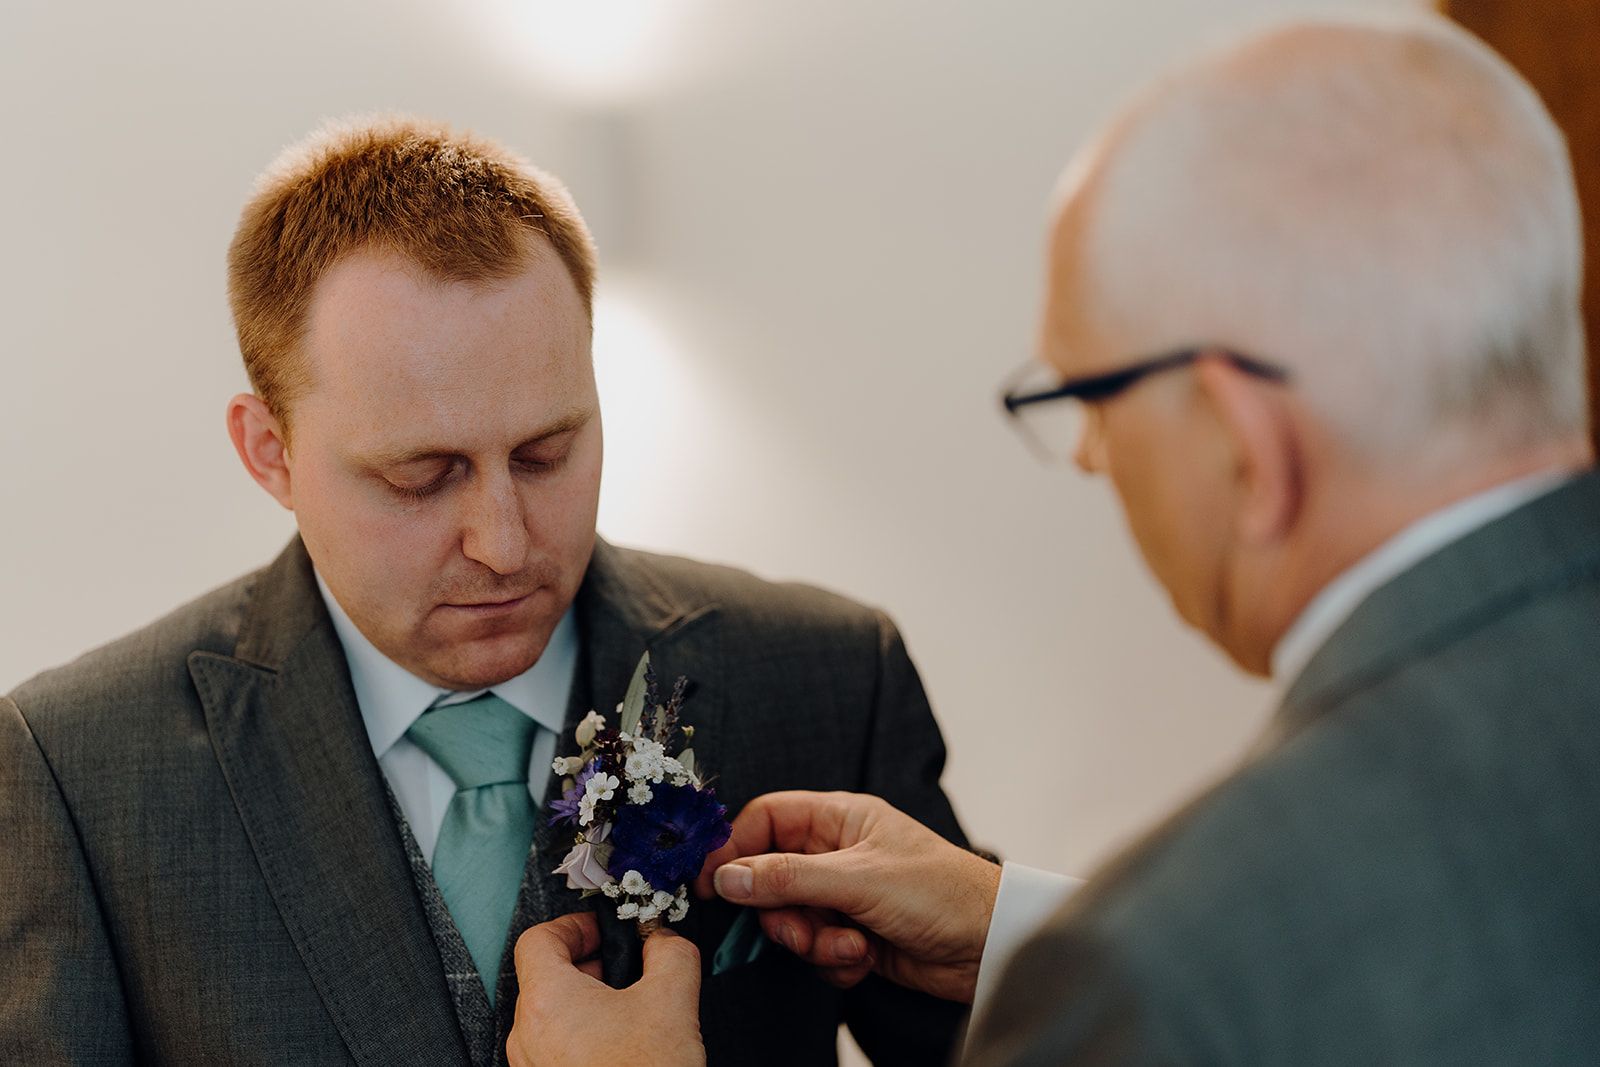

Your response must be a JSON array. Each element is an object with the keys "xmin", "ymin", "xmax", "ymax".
[
  {"xmin": 513, "ymin": 433, "xmax": 577, "ymax": 474},
  {"xmin": 386, "ymin": 461, "xmax": 460, "ymax": 500},
  {"xmin": 514, "ymin": 452, "xmax": 570, "ymax": 475}
]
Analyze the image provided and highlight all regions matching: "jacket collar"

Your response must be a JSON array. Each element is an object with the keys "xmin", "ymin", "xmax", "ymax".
[{"xmin": 1276, "ymin": 467, "xmax": 1600, "ymax": 738}]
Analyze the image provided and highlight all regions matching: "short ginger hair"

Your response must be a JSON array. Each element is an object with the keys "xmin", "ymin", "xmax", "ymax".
[{"xmin": 227, "ymin": 115, "xmax": 597, "ymax": 431}]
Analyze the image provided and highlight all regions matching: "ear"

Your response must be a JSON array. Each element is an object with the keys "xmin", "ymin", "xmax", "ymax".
[
  {"xmin": 1192, "ymin": 355, "xmax": 1300, "ymax": 546},
  {"xmin": 226, "ymin": 393, "xmax": 294, "ymax": 511}
]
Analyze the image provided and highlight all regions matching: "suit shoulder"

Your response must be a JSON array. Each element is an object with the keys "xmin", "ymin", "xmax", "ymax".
[
  {"xmin": 608, "ymin": 545, "xmax": 888, "ymax": 637},
  {"xmin": 7, "ymin": 566, "xmax": 261, "ymax": 724}
]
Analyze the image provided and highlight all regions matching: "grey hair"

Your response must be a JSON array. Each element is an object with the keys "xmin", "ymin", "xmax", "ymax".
[{"xmin": 1076, "ymin": 11, "xmax": 1587, "ymax": 460}]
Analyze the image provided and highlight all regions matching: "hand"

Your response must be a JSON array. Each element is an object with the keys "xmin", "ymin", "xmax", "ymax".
[
  {"xmin": 693, "ymin": 791, "xmax": 1000, "ymax": 1004},
  {"xmin": 507, "ymin": 912, "xmax": 706, "ymax": 1067}
]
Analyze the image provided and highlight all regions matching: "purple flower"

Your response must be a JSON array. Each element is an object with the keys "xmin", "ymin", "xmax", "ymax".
[
  {"xmin": 548, "ymin": 760, "xmax": 600, "ymax": 826},
  {"xmin": 605, "ymin": 783, "xmax": 731, "ymax": 889}
]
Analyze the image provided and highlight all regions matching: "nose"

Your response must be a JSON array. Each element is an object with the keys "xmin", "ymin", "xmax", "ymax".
[
  {"xmin": 459, "ymin": 470, "xmax": 529, "ymax": 576},
  {"xmin": 1073, "ymin": 406, "xmax": 1108, "ymax": 475}
]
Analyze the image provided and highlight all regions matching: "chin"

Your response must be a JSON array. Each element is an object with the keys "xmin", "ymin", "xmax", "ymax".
[
  {"xmin": 433, "ymin": 632, "xmax": 549, "ymax": 690},
  {"xmin": 1218, "ymin": 633, "xmax": 1272, "ymax": 678}
]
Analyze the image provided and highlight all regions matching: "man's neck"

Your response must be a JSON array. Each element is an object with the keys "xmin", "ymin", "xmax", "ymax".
[{"xmin": 1247, "ymin": 441, "xmax": 1593, "ymax": 676}]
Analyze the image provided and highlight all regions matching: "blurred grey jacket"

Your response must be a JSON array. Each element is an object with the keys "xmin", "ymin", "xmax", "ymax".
[
  {"xmin": 967, "ymin": 469, "xmax": 1600, "ymax": 1065},
  {"xmin": 2, "ymin": 538, "xmax": 969, "ymax": 1066}
]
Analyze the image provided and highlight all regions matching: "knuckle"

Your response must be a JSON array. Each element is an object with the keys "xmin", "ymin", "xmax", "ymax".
[
  {"xmin": 763, "ymin": 852, "xmax": 797, "ymax": 894},
  {"xmin": 512, "ymin": 925, "xmax": 545, "ymax": 964},
  {"xmin": 669, "ymin": 936, "xmax": 702, "ymax": 967},
  {"xmin": 818, "ymin": 964, "xmax": 864, "ymax": 989}
]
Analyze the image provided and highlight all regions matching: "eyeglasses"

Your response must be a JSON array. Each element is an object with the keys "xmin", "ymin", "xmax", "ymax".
[{"xmin": 999, "ymin": 347, "xmax": 1291, "ymax": 464}]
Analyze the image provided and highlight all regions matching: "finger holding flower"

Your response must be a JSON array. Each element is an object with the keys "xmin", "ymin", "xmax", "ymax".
[
  {"xmin": 695, "ymin": 790, "xmax": 1001, "ymax": 1004},
  {"xmin": 508, "ymin": 912, "xmax": 705, "ymax": 1067}
]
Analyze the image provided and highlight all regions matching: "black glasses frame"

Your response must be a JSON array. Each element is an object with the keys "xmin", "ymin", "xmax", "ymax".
[{"xmin": 1001, "ymin": 347, "xmax": 1291, "ymax": 414}]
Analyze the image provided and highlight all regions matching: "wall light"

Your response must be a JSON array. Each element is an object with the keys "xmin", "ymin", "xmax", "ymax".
[
  {"xmin": 465, "ymin": 0, "xmax": 711, "ymax": 104},
  {"xmin": 592, "ymin": 279, "xmax": 718, "ymax": 544}
]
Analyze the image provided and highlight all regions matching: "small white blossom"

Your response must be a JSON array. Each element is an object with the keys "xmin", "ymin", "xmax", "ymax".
[
  {"xmin": 628, "ymin": 781, "xmax": 653, "ymax": 805},
  {"xmin": 617, "ymin": 900, "xmax": 640, "ymax": 919},
  {"xmin": 637, "ymin": 901, "xmax": 661, "ymax": 921},
  {"xmin": 602, "ymin": 882, "xmax": 622, "ymax": 898},
  {"xmin": 577, "ymin": 772, "xmax": 620, "ymax": 826},
  {"xmin": 624, "ymin": 738, "xmax": 674, "ymax": 784},
  {"xmin": 652, "ymin": 890, "xmax": 675, "ymax": 912},
  {"xmin": 670, "ymin": 774, "xmax": 692, "ymax": 788},
  {"xmin": 620, "ymin": 870, "xmax": 650, "ymax": 896},
  {"xmin": 551, "ymin": 755, "xmax": 585, "ymax": 776},
  {"xmin": 625, "ymin": 751, "xmax": 662, "ymax": 782},
  {"xmin": 668, "ymin": 894, "xmax": 690, "ymax": 923}
]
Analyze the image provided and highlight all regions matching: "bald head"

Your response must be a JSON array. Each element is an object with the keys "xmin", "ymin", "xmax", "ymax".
[
  {"xmin": 1045, "ymin": 13, "xmax": 1586, "ymax": 466},
  {"xmin": 1037, "ymin": 13, "xmax": 1592, "ymax": 674}
]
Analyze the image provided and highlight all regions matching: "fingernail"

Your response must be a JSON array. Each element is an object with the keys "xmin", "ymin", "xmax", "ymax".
[
  {"xmin": 777, "ymin": 924, "xmax": 798, "ymax": 952},
  {"xmin": 715, "ymin": 865, "xmax": 753, "ymax": 901},
  {"xmin": 837, "ymin": 933, "xmax": 865, "ymax": 962}
]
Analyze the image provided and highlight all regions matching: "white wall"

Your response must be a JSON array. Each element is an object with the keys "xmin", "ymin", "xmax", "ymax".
[{"xmin": 2, "ymin": 0, "xmax": 1420, "ymax": 1053}]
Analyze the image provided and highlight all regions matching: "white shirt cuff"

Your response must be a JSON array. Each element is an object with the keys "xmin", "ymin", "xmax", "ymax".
[{"xmin": 969, "ymin": 862, "xmax": 1082, "ymax": 1031}]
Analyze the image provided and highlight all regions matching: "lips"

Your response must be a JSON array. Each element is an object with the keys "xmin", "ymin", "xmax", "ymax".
[
  {"xmin": 442, "ymin": 592, "xmax": 535, "ymax": 612},
  {"xmin": 455, "ymin": 594, "xmax": 528, "ymax": 607}
]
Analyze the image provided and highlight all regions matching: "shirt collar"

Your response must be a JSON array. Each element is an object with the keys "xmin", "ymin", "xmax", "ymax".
[
  {"xmin": 314, "ymin": 571, "xmax": 577, "ymax": 758},
  {"xmin": 1270, "ymin": 468, "xmax": 1573, "ymax": 688}
]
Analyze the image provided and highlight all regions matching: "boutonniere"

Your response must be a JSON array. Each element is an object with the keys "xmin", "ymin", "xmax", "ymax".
[{"xmin": 549, "ymin": 652, "xmax": 731, "ymax": 936}]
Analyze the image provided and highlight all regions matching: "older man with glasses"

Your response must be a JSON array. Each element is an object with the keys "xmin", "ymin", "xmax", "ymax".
[{"xmin": 511, "ymin": 12, "xmax": 1600, "ymax": 1066}]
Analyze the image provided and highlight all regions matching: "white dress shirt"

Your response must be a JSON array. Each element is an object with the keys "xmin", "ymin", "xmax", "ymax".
[
  {"xmin": 315, "ymin": 572, "xmax": 578, "ymax": 861},
  {"xmin": 967, "ymin": 468, "xmax": 1573, "ymax": 1033}
]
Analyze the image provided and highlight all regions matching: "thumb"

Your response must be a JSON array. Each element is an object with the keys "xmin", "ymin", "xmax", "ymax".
[
  {"xmin": 713, "ymin": 850, "xmax": 864, "ymax": 915},
  {"xmin": 514, "ymin": 912, "xmax": 602, "ymax": 987},
  {"xmin": 638, "ymin": 928, "xmax": 703, "ymax": 1005}
]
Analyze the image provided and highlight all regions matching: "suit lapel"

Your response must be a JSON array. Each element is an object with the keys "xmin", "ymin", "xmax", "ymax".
[
  {"xmin": 188, "ymin": 541, "xmax": 468, "ymax": 1067},
  {"xmin": 527, "ymin": 539, "xmax": 723, "ymax": 986}
]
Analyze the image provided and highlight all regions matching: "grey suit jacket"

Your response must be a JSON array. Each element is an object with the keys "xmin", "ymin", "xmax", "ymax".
[
  {"xmin": 966, "ymin": 471, "xmax": 1600, "ymax": 1066},
  {"xmin": 2, "ymin": 538, "xmax": 970, "ymax": 1065}
]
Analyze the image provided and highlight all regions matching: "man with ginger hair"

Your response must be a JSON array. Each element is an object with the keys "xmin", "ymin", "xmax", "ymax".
[
  {"xmin": 514, "ymin": 13, "xmax": 1600, "ymax": 1065},
  {"xmin": 0, "ymin": 118, "xmax": 970, "ymax": 1065}
]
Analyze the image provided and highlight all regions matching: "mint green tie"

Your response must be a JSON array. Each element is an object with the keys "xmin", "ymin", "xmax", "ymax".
[{"xmin": 406, "ymin": 693, "xmax": 537, "ymax": 1005}]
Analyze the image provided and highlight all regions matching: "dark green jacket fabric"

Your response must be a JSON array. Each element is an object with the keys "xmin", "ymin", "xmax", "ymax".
[
  {"xmin": 968, "ymin": 471, "xmax": 1600, "ymax": 1066},
  {"xmin": 2, "ymin": 538, "xmax": 968, "ymax": 1066}
]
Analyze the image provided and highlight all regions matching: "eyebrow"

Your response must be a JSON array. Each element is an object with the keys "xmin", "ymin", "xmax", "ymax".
[{"xmin": 362, "ymin": 408, "xmax": 593, "ymax": 468}]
